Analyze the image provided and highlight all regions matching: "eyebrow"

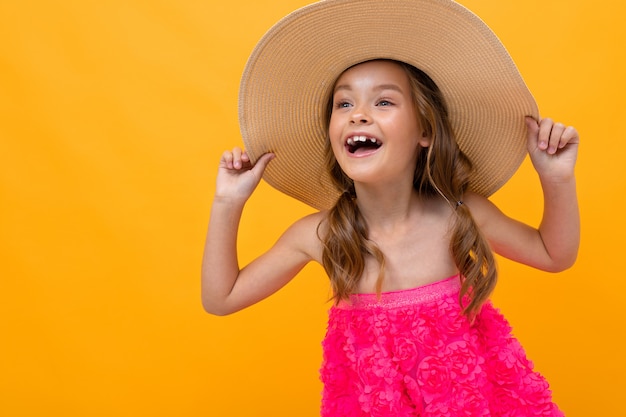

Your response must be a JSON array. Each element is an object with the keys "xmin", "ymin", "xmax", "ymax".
[{"xmin": 333, "ymin": 83, "xmax": 404, "ymax": 94}]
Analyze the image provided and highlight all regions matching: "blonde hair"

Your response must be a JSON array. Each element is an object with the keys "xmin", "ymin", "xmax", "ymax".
[{"xmin": 319, "ymin": 60, "xmax": 496, "ymax": 316}]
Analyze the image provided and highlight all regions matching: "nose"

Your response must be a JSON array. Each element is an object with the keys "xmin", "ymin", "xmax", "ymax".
[{"xmin": 350, "ymin": 108, "xmax": 371, "ymax": 125}]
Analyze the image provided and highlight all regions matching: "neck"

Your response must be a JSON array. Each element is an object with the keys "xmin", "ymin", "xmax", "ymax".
[{"xmin": 354, "ymin": 181, "xmax": 422, "ymax": 231}]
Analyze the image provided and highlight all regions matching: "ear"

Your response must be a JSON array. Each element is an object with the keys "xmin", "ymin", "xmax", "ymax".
[{"xmin": 417, "ymin": 131, "xmax": 432, "ymax": 148}]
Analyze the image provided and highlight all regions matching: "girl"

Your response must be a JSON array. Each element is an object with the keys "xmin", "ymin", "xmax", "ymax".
[{"xmin": 203, "ymin": 1, "xmax": 579, "ymax": 415}]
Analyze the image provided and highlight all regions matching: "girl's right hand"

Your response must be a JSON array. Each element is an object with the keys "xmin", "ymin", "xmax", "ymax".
[{"xmin": 215, "ymin": 147, "xmax": 275, "ymax": 204}]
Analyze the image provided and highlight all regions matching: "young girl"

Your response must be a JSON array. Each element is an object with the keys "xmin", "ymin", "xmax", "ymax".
[{"xmin": 203, "ymin": 1, "xmax": 579, "ymax": 416}]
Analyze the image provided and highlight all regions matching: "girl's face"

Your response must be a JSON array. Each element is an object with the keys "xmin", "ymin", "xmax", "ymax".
[{"xmin": 328, "ymin": 60, "xmax": 430, "ymax": 187}]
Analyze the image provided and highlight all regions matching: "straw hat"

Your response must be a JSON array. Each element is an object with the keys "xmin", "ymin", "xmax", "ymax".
[{"xmin": 239, "ymin": 0, "xmax": 538, "ymax": 210}]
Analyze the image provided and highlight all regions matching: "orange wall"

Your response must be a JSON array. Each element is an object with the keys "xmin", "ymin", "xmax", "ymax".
[{"xmin": 0, "ymin": 1, "xmax": 624, "ymax": 415}]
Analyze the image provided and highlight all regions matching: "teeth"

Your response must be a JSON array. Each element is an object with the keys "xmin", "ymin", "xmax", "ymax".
[{"xmin": 347, "ymin": 135, "xmax": 378, "ymax": 145}]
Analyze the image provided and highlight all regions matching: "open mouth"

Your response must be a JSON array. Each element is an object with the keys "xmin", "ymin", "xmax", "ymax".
[{"xmin": 346, "ymin": 135, "xmax": 382, "ymax": 154}]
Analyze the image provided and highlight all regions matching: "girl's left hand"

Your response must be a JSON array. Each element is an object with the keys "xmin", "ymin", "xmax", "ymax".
[{"xmin": 525, "ymin": 116, "xmax": 579, "ymax": 182}]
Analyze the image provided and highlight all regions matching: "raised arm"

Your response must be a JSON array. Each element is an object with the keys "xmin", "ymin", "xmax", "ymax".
[
  {"xmin": 466, "ymin": 117, "xmax": 580, "ymax": 272},
  {"xmin": 201, "ymin": 148, "xmax": 318, "ymax": 315}
]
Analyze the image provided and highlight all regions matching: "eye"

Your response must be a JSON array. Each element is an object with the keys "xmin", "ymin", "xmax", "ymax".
[
  {"xmin": 334, "ymin": 100, "xmax": 352, "ymax": 109},
  {"xmin": 377, "ymin": 99, "xmax": 393, "ymax": 107}
]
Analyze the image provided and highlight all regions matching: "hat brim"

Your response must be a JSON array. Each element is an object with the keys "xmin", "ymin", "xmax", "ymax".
[{"xmin": 239, "ymin": 0, "xmax": 538, "ymax": 210}]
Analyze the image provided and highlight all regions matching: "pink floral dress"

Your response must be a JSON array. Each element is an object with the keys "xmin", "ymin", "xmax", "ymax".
[{"xmin": 320, "ymin": 275, "xmax": 564, "ymax": 416}]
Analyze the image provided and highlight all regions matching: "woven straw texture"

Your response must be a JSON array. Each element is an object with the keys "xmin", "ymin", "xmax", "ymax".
[{"xmin": 239, "ymin": 0, "xmax": 538, "ymax": 210}]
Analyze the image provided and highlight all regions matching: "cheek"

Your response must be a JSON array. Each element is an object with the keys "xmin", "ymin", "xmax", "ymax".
[
  {"xmin": 329, "ymin": 138, "xmax": 344, "ymax": 162},
  {"xmin": 328, "ymin": 119, "xmax": 343, "ymax": 153}
]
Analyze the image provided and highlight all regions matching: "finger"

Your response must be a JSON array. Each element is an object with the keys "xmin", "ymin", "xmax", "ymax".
[
  {"xmin": 250, "ymin": 152, "xmax": 275, "ymax": 178},
  {"xmin": 241, "ymin": 150, "xmax": 251, "ymax": 164},
  {"xmin": 238, "ymin": 149, "xmax": 254, "ymax": 170},
  {"xmin": 561, "ymin": 126, "xmax": 580, "ymax": 147},
  {"xmin": 221, "ymin": 150, "xmax": 234, "ymax": 169},
  {"xmin": 232, "ymin": 147, "xmax": 243, "ymax": 169},
  {"xmin": 525, "ymin": 116, "xmax": 540, "ymax": 150},
  {"xmin": 547, "ymin": 122, "xmax": 566, "ymax": 154},
  {"xmin": 537, "ymin": 118, "xmax": 554, "ymax": 151}
]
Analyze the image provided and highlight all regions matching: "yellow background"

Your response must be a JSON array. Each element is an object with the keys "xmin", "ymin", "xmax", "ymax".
[{"xmin": 1, "ymin": 0, "xmax": 624, "ymax": 415}]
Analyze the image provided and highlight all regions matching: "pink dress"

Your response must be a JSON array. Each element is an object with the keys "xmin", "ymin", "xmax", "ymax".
[{"xmin": 320, "ymin": 275, "xmax": 564, "ymax": 416}]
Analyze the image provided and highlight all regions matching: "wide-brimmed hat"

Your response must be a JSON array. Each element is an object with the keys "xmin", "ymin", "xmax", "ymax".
[{"xmin": 239, "ymin": 0, "xmax": 538, "ymax": 210}]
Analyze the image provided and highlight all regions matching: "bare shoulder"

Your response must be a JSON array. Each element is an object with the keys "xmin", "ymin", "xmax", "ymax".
[
  {"xmin": 278, "ymin": 210, "xmax": 326, "ymax": 263},
  {"xmin": 462, "ymin": 191, "xmax": 545, "ymax": 265},
  {"xmin": 462, "ymin": 191, "xmax": 505, "ymax": 229}
]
